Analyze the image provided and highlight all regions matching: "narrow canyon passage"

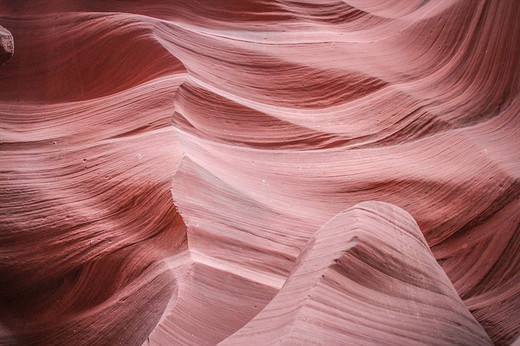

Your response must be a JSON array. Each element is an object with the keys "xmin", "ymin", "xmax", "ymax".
[{"xmin": 0, "ymin": 0, "xmax": 519, "ymax": 345}]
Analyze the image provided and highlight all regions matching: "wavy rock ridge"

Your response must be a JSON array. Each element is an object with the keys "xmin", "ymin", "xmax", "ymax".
[
  {"xmin": 0, "ymin": 0, "xmax": 519, "ymax": 345},
  {"xmin": 224, "ymin": 202, "xmax": 492, "ymax": 345}
]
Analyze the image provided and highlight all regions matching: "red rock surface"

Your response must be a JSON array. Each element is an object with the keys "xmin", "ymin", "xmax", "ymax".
[
  {"xmin": 0, "ymin": 0, "xmax": 519, "ymax": 345},
  {"xmin": 223, "ymin": 202, "xmax": 492, "ymax": 345}
]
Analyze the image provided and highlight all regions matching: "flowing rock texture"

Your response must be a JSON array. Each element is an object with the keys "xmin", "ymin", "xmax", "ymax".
[
  {"xmin": 0, "ymin": 0, "xmax": 519, "ymax": 345},
  {"xmin": 223, "ymin": 202, "xmax": 492, "ymax": 345}
]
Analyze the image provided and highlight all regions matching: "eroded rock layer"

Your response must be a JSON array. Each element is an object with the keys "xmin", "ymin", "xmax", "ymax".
[
  {"xmin": 0, "ymin": 0, "xmax": 519, "ymax": 345},
  {"xmin": 223, "ymin": 202, "xmax": 492, "ymax": 345}
]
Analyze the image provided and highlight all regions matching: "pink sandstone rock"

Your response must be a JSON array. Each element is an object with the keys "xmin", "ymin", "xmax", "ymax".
[
  {"xmin": 223, "ymin": 201, "xmax": 492, "ymax": 345},
  {"xmin": 0, "ymin": 0, "xmax": 519, "ymax": 344},
  {"xmin": 0, "ymin": 25, "xmax": 13, "ymax": 66}
]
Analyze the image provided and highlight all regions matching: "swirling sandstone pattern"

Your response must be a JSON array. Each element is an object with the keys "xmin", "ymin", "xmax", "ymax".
[
  {"xmin": 223, "ymin": 202, "xmax": 492, "ymax": 345},
  {"xmin": 0, "ymin": 0, "xmax": 519, "ymax": 345}
]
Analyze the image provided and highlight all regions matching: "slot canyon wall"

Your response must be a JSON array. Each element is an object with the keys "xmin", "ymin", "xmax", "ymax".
[{"xmin": 0, "ymin": 0, "xmax": 519, "ymax": 345}]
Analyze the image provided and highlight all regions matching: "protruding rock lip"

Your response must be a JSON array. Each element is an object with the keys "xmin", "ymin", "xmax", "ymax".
[
  {"xmin": 0, "ymin": 25, "xmax": 14, "ymax": 66},
  {"xmin": 222, "ymin": 201, "xmax": 492, "ymax": 345}
]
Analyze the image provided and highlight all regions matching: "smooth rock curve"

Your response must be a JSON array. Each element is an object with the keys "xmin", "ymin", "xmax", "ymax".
[{"xmin": 223, "ymin": 201, "xmax": 492, "ymax": 345}]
